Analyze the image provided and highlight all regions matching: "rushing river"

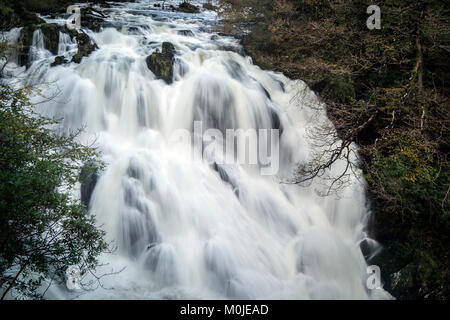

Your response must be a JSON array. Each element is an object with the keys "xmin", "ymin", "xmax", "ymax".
[{"xmin": 3, "ymin": 0, "xmax": 389, "ymax": 299}]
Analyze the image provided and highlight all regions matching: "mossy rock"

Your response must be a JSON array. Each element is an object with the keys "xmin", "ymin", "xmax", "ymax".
[
  {"xmin": 63, "ymin": 24, "xmax": 79, "ymax": 39},
  {"xmin": 17, "ymin": 23, "xmax": 66, "ymax": 66},
  {"xmin": 81, "ymin": 10, "xmax": 103, "ymax": 32},
  {"xmin": 71, "ymin": 32, "xmax": 98, "ymax": 64},
  {"xmin": 40, "ymin": 23, "xmax": 60, "ymax": 55},
  {"xmin": 202, "ymin": 3, "xmax": 217, "ymax": 11},
  {"xmin": 176, "ymin": 2, "xmax": 200, "ymax": 14},
  {"xmin": 17, "ymin": 25, "xmax": 36, "ymax": 66},
  {"xmin": 51, "ymin": 55, "xmax": 67, "ymax": 67},
  {"xmin": 146, "ymin": 42, "xmax": 175, "ymax": 84}
]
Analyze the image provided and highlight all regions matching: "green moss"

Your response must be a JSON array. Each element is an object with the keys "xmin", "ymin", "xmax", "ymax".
[
  {"xmin": 146, "ymin": 42, "xmax": 175, "ymax": 84},
  {"xmin": 40, "ymin": 23, "xmax": 60, "ymax": 55}
]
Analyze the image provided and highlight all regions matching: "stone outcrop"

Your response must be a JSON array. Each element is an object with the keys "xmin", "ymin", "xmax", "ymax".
[
  {"xmin": 146, "ymin": 42, "xmax": 175, "ymax": 84},
  {"xmin": 71, "ymin": 32, "xmax": 98, "ymax": 64},
  {"xmin": 51, "ymin": 55, "xmax": 68, "ymax": 67},
  {"xmin": 17, "ymin": 23, "xmax": 73, "ymax": 66},
  {"xmin": 40, "ymin": 23, "xmax": 60, "ymax": 55},
  {"xmin": 176, "ymin": 2, "xmax": 199, "ymax": 14}
]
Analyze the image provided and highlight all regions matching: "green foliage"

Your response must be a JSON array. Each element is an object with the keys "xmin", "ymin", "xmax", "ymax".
[
  {"xmin": 323, "ymin": 73, "xmax": 355, "ymax": 104},
  {"xmin": 369, "ymin": 132, "xmax": 449, "ymax": 223},
  {"xmin": 0, "ymin": 84, "xmax": 107, "ymax": 299}
]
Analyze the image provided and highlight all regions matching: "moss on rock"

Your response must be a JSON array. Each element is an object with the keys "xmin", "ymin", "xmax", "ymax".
[
  {"xmin": 40, "ymin": 23, "xmax": 60, "ymax": 55},
  {"xmin": 51, "ymin": 55, "xmax": 67, "ymax": 67},
  {"xmin": 146, "ymin": 42, "xmax": 175, "ymax": 84},
  {"xmin": 17, "ymin": 25, "xmax": 36, "ymax": 66},
  {"xmin": 71, "ymin": 32, "xmax": 98, "ymax": 64},
  {"xmin": 176, "ymin": 2, "xmax": 199, "ymax": 14}
]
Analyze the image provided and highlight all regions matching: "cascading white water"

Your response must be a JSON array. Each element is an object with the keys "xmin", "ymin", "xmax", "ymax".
[
  {"xmin": 2, "ymin": 0, "xmax": 390, "ymax": 299},
  {"xmin": 57, "ymin": 31, "xmax": 77, "ymax": 56}
]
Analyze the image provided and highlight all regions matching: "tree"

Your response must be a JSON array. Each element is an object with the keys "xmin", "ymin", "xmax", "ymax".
[{"xmin": 0, "ymin": 83, "xmax": 107, "ymax": 299}]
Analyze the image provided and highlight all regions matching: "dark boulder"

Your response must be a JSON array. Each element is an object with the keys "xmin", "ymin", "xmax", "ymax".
[
  {"xmin": 80, "ymin": 162, "xmax": 101, "ymax": 209},
  {"xmin": 63, "ymin": 24, "xmax": 79, "ymax": 39},
  {"xmin": 176, "ymin": 2, "xmax": 199, "ymax": 14},
  {"xmin": 40, "ymin": 23, "xmax": 60, "ymax": 55},
  {"xmin": 146, "ymin": 42, "xmax": 175, "ymax": 84},
  {"xmin": 177, "ymin": 30, "xmax": 194, "ymax": 37},
  {"xmin": 202, "ymin": 3, "xmax": 218, "ymax": 11},
  {"xmin": 51, "ymin": 55, "xmax": 68, "ymax": 67},
  {"xmin": 17, "ymin": 25, "xmax": 35, "ymax": 67},
  {"xmin": 80, "ymin": 7, "xmax": 107, "ymax": 32},
  {"xmin": 71, "ymin": 32, "xmax": 98, "ymax": 63},
  {"xmin": 17, "ymin": 23, "xmax": 75, "ymax": 67}
]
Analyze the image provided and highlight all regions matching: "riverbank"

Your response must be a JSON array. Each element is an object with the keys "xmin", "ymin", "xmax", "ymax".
[{"xmin": 218, "ymin": 0, "xmax": 449, "ymax": 299}]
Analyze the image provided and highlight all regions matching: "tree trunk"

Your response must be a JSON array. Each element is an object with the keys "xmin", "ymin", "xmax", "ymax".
[{"xmin": 1, "ymin": 263, "xmax": 27, "ymax": 300}]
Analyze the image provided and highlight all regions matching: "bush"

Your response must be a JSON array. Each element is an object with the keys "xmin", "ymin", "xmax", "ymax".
[{"xmin": 0, "ymin": 84, "xmax": 107, "ymax": 299}]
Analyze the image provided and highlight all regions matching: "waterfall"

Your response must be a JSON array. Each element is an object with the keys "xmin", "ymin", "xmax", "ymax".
[
  {"xmin": 2, "ymin": 0, "xmax": 389, "ymax": 300},
  {"xmin": 29, "ymin": 29, "xmax": 49, "ymax": 62},
  {"xmin": 0, "ymin": 27, "xmax": 21, "ymax": 67},
  {"xmin": 58, "ymin": 31, "xmax": 77, "ymax": 56}
]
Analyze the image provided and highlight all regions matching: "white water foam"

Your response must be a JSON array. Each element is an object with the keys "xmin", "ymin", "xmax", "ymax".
[{"xmin": 2, "ymin": 0, "xmax": 389, "ymax": 300}]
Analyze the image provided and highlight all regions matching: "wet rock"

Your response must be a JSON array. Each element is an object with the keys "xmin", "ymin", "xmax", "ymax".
[
  {"xmin": 17, "ymin": 23, "xmax": 77, "ymax": 67},
  {"xmin": 17, "ymin": 25, "xmax": 35, "ymax": 66},
  {"xmin": 176, "ymin": 2, "xmax": 199, "ymax": 14},
  {"xmin": 80, "ymin": 162, "xmax": 100, "ymax": 208},
  {"xmin": 127, "ymin": 26, "xmax": 141, "ymax": 35},
  {"xmin": 81, "ymin": 7, "xmax": 107, "ymax": 32},
  {"xmin": 40, "ymin": 23, "xmax": 60, "ymax": 55},
  {"xmin": 202, "ymin": 3, "xmax": 218, "ymax": 11},
  {"xmin": 146, "ymin": 42, "xmax": 175, "ymax": 84},
  {"xmin": 63, "ymin": 24, "xmax": 79, "ymax": 39},
  {"xmin": 177, "ymin": 29, "xmax": 194, "ymax": 37},
  {"xmin": 71, "ymin": 32, "xmax": 98, "ymax": 64},
  {"xmin": 51, "ymin": 55, "xmax": 68, "ymax": 67}
]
